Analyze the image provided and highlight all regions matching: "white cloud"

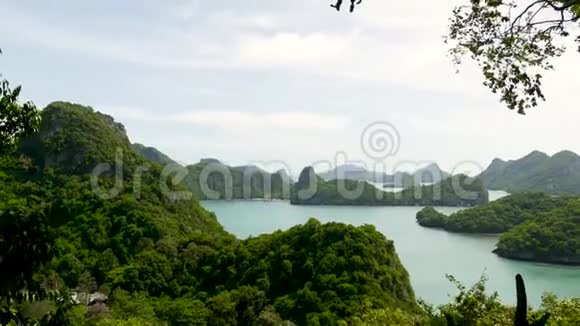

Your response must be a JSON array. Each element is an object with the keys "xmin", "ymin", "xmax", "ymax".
[
  {"xmin": 103, "ymin": 107, "xmax": 349, "ymax": 131},
  {"xmin": 99, "ymin": 105, "xmax": 354, "ymax": 169},
  {"xmin": 234, "ymin": 32, "xmax": 351, "ymax": 67},
  {"xmin": 0, "ymin": 1, "xmax": 479, "ymax": 93},
  {"xmin": 173, "ymin": 110, "xmax": 348, "ymax": 130},
  {"xmin": 4, "ymin": 0, "xmax": 580, "ymax": 171},
  {"xmin": 207, "ymin": 11, "xmax": 278, "ymax": 30},
  {"xmin": 353, "ymin": 1, "xmax": 456, "ymax": 32}
]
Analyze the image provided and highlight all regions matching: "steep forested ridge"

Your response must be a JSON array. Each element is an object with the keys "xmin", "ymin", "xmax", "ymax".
[
  {"xmin": 292, "ymin": 167, "xmax": 488, "ymax": 207},
  {"xmin": 16, "ymin": 102, "xmax": 140, "ymax": 175},
  {"xmin": 480, "ymin": 150, "xmax": 580, "ymax": 195},
  {"xmin": 0, "ymin": 102, "xmax": 419, "ymax": 325}
]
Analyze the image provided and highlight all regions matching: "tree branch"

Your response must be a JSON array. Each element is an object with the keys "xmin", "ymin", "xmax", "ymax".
[
  {"xmin": 331, "ymin": 0, "xmax": 362, "ymax": 12},
  {"xmin": 511, "ymin": 0, "xmax": 546, "ymax": 29},
  {"xmin": 545, "ymin": 0, "xmax": 580, "ymax": 12}
]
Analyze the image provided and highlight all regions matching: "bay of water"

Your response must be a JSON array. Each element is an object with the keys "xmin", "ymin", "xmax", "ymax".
[{"xmin": 202, "ymin": 191, "xmax": 580, "ymax": 307}]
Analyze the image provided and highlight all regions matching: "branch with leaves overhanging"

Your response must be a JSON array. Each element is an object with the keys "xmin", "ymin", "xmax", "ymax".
[
  {"xmin": 446, "ymin": 0, "xmax": 580, "ymax": 114},
  {"xmin": 331, "ymin": 1, "xmax": 580, "ymax": 114}
]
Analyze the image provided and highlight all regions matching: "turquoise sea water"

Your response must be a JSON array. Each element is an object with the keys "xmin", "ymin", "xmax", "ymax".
[{"xmin": 202, "ymin": 192, "xmax": 580, "ymax": 306}]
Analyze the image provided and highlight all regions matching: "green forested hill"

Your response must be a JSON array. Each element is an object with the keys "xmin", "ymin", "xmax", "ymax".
[
  {"xmin": 480, "ymin": 150, "xmax": 580, "ymax": 194},
  {"xmin": 416, "ymin": 193, "xmax": 566, "ymax": 233},
  {"xmin": 494, "ymin": 198, "xmax": 580, "ymax": 265},
  {"xmin": 292, "ymin": 167, "xmax": 488, "ymax": 207},
  {"xmin": 201, "ymin": 219, "xmax": 419, "ymax": 325},
  {"xmin": 0, "ymin": 102, "xmax": 420, "ymax": 325},
  {"xmin": 17, "ymin": 101, "xmax": 142, "ymax": 175}
]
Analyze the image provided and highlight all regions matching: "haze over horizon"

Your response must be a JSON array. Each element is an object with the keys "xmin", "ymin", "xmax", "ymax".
[{"xmin": 2, "ymin": 0, "xmax": 579, "ymax": 174}]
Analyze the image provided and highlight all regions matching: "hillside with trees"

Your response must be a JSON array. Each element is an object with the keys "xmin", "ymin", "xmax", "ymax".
[
  {"xmin": 494, "ymin": 198, "xmax": 580, "ymax": 265},
  {"xmin": 0, "ymin": 102, "xmax": 421, "ymax": 324}
]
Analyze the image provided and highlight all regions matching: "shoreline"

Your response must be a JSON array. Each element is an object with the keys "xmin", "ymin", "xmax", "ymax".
[
  {"xmin": 202, "ymin": 199, "xmax": 479, "ymax": 209},
  {"xmin": 493, "ymin": 249, "xmax": 580, "ymax": 267}
]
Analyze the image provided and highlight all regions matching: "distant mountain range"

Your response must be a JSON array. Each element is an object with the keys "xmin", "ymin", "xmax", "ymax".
[
  {"xmin": 319, "ymin": 163, "xmax": 451, "ymax": 187},
  {"xmin": 480, "ymin": 150, "xmax": 580, "ymax": 194},
  {"xmin": 131, "ymin": 143, "xmax": 179, "ymax": 167},
  {"xmin": 132, "ymin": 144, "xmax": 580, "ymax": 197},
  {"xmin": 133, "ymin": 151, "xmax": 293, "ymax": 200},
  {"xmin": 182, "ymin": 159, "xmax": 292, "ymax": 200},
  {"xmin": 132, "ymin": 149, "xmax": 483, "ymax": 205},
  {"xmin": 292, "ymin": 167, "xmax": 487, "ymax": 207}
]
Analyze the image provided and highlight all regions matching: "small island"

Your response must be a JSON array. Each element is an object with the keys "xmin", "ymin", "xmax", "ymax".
[
  {"xmin": 291, "ymin": 167, "xmax": 489, "ymax": 207},
  {"xmin": 494, "ymin": 205, "xmax": 580, "ymax": 265},
  {"xmin": 417, "ymin": 193, "xmax": 580, "ymax": 265},
  {"xmin": 181, "ymin": 160, "xmax": 292, "ymax": 200},
  {"xmin": 415, "ymin": 207, "xmax": 448, "ymax": 228}
]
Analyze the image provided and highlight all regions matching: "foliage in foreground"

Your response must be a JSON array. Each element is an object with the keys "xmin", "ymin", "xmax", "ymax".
[
  {"xmin": 356, "ymin": 274, "xmax": 580, "ymax": 326},
  {"xmin": 6, "ymin": 271, "xmax": 580, "ymax": 325},
  {"xmin": 0, "ymin": 49, "xmax": 40, "ymax": 156}
]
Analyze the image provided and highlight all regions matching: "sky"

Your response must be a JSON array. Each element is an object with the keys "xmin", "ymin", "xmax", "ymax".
[{"xmin": 1, "ymin": 0, "xmax": 579, "ymax": 177}]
